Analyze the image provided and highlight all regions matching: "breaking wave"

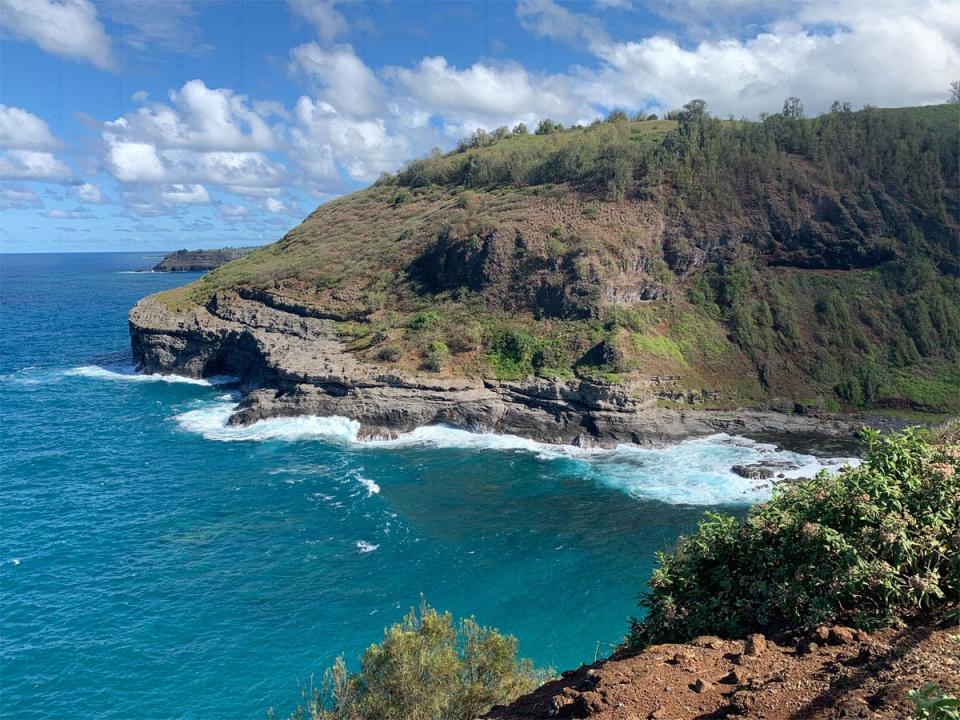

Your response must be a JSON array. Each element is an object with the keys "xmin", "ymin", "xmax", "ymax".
[{"xmin": 171, "ymin": 399, "xmax": 858, "ymax": 505}]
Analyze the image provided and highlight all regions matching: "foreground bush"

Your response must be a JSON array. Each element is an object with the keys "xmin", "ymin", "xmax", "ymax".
[
  {"xmin": 630, "ymin": 428, "xmax": 960, "ymax": 648},
  {"xmin": 284, "ymin": 603, "xmax": 547, "ymax": 720}
]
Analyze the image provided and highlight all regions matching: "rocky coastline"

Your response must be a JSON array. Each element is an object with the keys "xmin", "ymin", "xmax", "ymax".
[{"xmin": 129, "ymin": 291, "xmax": 863, "ymax": 448}]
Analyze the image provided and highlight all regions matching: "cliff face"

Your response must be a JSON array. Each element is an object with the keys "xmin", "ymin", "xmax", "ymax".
[
  {"xmin": 129, "ymin": 291, "xmax": 852, "ymax": 445},
  {"xmin": 152, "ymin": 247, "xmax": 257, "ymax": 272}
]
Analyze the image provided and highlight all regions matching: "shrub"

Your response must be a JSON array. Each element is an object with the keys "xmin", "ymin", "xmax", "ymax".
[
  {"xmin": 285, "ymin": 603, "xmax": 546, "ymax": 720},
  {"xmin": 409, "ymin": 310, "xmax": 441, "ymax": 331},
  {"xmin": 423, "ymin": 341, "xmax": 450, "ymax": 372},
  {"xmin": 377, "ymin": 345, "xmax": 402, "ymax": 362},
  {"xmin": 629, "ymin": 428, "xmax": 960, "ymax": 648},
  {"xmin": 486, "ymin": 327, "xmax": 536, "ymax": 379}
]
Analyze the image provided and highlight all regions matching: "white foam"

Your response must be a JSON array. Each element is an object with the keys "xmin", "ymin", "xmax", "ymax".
[
  {"xmin": 171, "ymin": 403, "xmax": 859, "ymax": 506},
  {"xmin": 367, "ymin": 424, "xmax": 596, "ymax": 460},
  {"xmin": 357, "ymin": 476, "xmax": 381, "ymax": 496},
  {"xmin": 355, "ymin": 540, "xmax": 379, "ymax": 554},
  {"xmin": 67, "ymin": 364, "xmax": 239, "ymax": 386},
  {"xmin": 173, "ymin": 401, "xmax": 360, "ymax": 442}
]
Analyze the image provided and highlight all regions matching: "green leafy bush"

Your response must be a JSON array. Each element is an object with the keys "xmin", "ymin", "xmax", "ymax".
[
  {"xmin": 284, "ymin": 603, "xmax": 546, "ymax": 720},
  {"xmin": 910, "ymin": 685, "xmax": 960, "ymax": 720},
  {"xmin": 409, "ymin": 310, "xmax": 441, "ymax": 331},
  {"xmin": 423, "ymin": 340, "xmax": 450, "ymax": 372},
  {"xmin": 629, "ymin": 428, "xmax": 960, "ymax": 648}
]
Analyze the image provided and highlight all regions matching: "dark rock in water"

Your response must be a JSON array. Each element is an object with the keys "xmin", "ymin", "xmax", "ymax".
[
  {"xmin": 732, "ymin": 464, "xmax": 775, "ymax": 479},
  {"xmin": 153, "ymin": 247, "xmax": 258, "ymax": 272},
  {"xmin": 732, "ymin": 460, "xmax": 802, "ymax": 479}
]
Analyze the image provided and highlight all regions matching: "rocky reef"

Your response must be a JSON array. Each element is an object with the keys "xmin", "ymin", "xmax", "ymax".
[
  {"xmin": 152, "ymin": 247, "xmax": 258, "ymax": 273},
  {"xmin": 129, "ymin": 291, "xmax": 856, "ymax": 447}
]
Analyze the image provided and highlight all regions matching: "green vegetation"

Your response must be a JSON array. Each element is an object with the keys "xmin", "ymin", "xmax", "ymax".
[
  {"xmin": 279, "ymin": 603, "xmax": 546, "ymax": 720},
  {"xmin": 910, "ymin": 685, "xmax": 960, "ymax": 720},
  {"xmin": 152, "ymin": 99, "xmax": 959, "ymax": 413},
  {"xmin": 629, "ymin": 428, "xmax": 960, "ymax": 647}
]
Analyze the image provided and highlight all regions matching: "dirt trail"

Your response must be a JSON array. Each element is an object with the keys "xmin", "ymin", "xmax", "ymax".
[{"xmin": 485, "ymin": 619, "xmax": 958, "ymax": 719}]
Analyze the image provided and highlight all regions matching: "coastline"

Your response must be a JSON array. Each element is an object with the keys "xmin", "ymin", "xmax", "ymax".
[{"xmin": 128, "ymin": 292, "xmax": 872, "ymax": 449}]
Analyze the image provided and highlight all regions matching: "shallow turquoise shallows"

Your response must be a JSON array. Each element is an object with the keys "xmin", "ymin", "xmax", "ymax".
[{"xmin": 0, "ymin": 253, "xmax": 856, "ymax": 719}]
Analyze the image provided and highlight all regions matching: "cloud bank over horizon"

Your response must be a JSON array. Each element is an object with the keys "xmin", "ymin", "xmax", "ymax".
[{"xmin": 0, "ymin": 0, "xmax": 957, "ymax": 250}]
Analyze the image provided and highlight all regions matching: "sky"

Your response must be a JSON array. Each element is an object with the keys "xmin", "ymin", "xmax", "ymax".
[{"xmin": 0, "ymin": 0, "xmax": 958, "ymax": 253}]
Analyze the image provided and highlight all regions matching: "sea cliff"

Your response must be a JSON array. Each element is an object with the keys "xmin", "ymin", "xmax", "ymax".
[{"xmin": 129, "ymin": 291, "xmax": 854, "ymax": 446}]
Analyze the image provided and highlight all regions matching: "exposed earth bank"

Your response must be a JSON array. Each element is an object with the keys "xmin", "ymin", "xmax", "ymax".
[
  {"xmin": 484, "ymin": 618, "xmax": 959, "ymax": 720},
  {"xmin": 130, "ymin": 291, "xmax": 862, "ymax": 447}
]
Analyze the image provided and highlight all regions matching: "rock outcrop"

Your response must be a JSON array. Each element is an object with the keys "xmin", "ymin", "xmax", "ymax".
[{"xmin": 129, "ymin": 292, "xmax": 856, "ymax": 447}]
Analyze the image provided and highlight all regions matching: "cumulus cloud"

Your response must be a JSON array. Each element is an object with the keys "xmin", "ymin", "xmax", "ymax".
[
  {"xmin": 0, "ymin": 104, "xmax": 62, "ymax": 151},
  {"xmin": 73, "ymin": 182, "xmax": 107, "ymax": 203},
  {"xmin": 290, "ymin": 43, "xmax": 385, "ymax": 117},
  {"xmin": 0, "ymin": 0, "xmax": 113, "ymax": 69},
  {"xmin": 0, "ymin": 150, "xmax": 72, "ymax": 181},
  {"xmin": 0, "ymin": 183, "xmax": 43, "ymax": 209},
  {"xmin": 264, "ymin": 196, "xmax": 299, "ymax": 214},
  {"xmin": 518, "ymin": 0, "xmax": 960, "ymax": 117},
  {"xmin": 105, "ymin": 79, "xmax": 277, "ymax": 152},
  {"xmin": 101, "ymin": 80, "xmax": 287, "ymax": 192},
  {"xmin": 160, "ymin": 183, "xmax": 210, "ymax": 204}
]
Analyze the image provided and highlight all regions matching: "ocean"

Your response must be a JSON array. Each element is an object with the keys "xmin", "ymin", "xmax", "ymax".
[{"xmin": 0, "ymin": 252, "xmax": 857, "ymax": 719}]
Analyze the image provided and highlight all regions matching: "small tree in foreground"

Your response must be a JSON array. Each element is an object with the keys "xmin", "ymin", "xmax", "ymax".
[
  {"xmin": 285, "ymin": 602, "xmax": 547, "ymax": 720},
  {"xmin": 630, "ymin": 427, "xmax": 960, "ymax": 648}
]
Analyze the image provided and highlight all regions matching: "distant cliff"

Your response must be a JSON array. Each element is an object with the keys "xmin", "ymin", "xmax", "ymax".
[{"xmin": 153, "ymin": 247, "xmax": 258, "ymax": 273}]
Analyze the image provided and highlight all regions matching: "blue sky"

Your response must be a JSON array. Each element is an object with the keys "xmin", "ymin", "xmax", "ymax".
[{"xmin": 1, "ymin": 0, "xmax": 958, "ymax": 252}]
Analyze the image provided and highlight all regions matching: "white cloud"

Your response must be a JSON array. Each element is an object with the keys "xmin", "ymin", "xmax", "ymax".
[
  {"xmin": 388, "ymin": 56, "xmax": 587, "ymax": 130},
  {"xmin": 0, "ymin": 183, "xmax": 43, "ymax": 209},
  {"xmin": 73, "ymin": 182, "xmax": 106, "ymax": 203},
  {"xmin": 290, "ymin": 43, "xmax": 385, "ymax": 117},
  {"xmin": 516, "ymin": 0, "xmax": 610, "ymax": 53},
  {"xmin": 106, "ymin": 79, "xmax": 277, "ymax": 152},
  {"xmin": 161, "ymin": 183, "xmax": 210, "ymax": 204},
  {"xmin": 0, "ymin": 0, "xmax": 113, "ymax": 69},
  {"xmin": 264, "ymin": 196, "xmax": 299, "ymax": 214},
  {"xmin": 43, "ymin": 206, "xmax": 96, "ymax": 219},
  {"xmin": 517, "ymin": 0, "xmax": 960, "ymax": 117},
  {"xmin": 0, "ymin": 150, "xmax": 72, "ymax": 181},
  {"xmin": 98, "ymin": 0, "xmax": 211, "ymax": 56},
  {"xmin": 101, "ymin": 80, "xmax": 287, "ymax": 191},
  {"xmin": 132, "ymin": 90, "xmax": 149, "ymax": 103},
  {"xmin": 288, "ymin": 0, "xmax": 349, "ymax": 44},
  {"xmin": 216, "ymin": 202, "xmax": 250, "ymax": 219},
  {"xmin": 290, "ymin": 95, "xmax": 412, "ymax": 183},
  {"xmin": 0, "ymin": 105, "xmax": 62, "ymax": 150}
]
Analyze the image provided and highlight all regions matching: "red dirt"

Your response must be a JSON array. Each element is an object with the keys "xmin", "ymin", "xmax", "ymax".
[{"xmin": 485, "ymin": 619, "xmax": 959, "ymax": 719}]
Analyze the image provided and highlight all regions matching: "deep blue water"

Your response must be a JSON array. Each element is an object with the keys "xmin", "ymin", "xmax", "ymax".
[{"xmin": 0, "ymin": 253, "xmax": 855, "ymax": 719}]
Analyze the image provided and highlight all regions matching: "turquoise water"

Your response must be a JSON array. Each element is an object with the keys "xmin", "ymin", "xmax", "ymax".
[{"xmin": 0, "ymin": 253, "xmax": 856, "ymax": 719}]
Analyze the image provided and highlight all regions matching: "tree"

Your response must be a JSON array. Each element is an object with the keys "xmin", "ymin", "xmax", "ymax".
[
  {"xmin": 535, "ymin": 119, "xmax": 562, "ymax": 135},
  {"xmin": 606, "ymin": 109, "xmax": 630, "ymax": 123},
  {"xmin": 512, "ymin": 122, "xmax": 528, "ymax": 135},
  {"xmin": 950, "ymin": 80, "xmax": 960, "ymax": 104},
  {"xmin": 782, "ymin": 96, "xmax": 805, "ymax": 118},
  {"xmin": 286, "ymin": 603, "xmax": 546, "ymax": 720}
]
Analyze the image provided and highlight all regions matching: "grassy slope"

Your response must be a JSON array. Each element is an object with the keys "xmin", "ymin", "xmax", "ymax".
[{"xmin": 153, "ymin": 106, "xmax": 960, "ymax": 414}]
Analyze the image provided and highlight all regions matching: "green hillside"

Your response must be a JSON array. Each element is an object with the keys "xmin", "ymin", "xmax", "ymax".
[{"xmin": 157, "ymin": 100, "xmax": 960, "ymax": 414}]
